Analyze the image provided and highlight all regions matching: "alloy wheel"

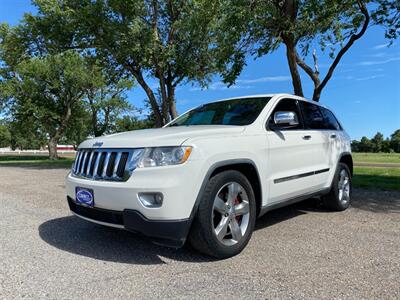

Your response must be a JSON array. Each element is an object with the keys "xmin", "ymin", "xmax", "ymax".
[{"xmin": 212, "ymin": 182, "xmax": 250, "ymax": 246}]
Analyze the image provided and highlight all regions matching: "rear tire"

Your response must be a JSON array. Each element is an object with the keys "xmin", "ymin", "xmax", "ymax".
[
  {"xmin": 188, "ymin": 170, "xmax": 256, "ymax": 258},
  {"xmin": 322, "ymin": 163, "xmax": 352, "ymax": 211}
]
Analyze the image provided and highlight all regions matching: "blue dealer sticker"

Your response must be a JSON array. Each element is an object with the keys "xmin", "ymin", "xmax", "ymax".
[{"xmin": 76, "ymin": 187, "xmax": 94, "ymax": 207}]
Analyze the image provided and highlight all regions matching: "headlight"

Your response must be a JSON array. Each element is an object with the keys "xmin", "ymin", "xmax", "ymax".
[{"xmin": 137, "ymin": 146, "xmax": 192, "ymax": 168}]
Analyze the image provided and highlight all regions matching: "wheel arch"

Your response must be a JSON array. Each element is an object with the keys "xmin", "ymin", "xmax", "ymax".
[
  {"xmin": 338, "ymin": 152, "xmax": 353, "ymax": 176},
  {"xmin": 190, "ymin": 159, "xmax": 263, "ymax": 220}
]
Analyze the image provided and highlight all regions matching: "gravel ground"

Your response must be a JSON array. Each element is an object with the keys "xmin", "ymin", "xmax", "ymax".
[{"xmin": 0, "ymin": 166, "xmax": 399, "ymax": 300}]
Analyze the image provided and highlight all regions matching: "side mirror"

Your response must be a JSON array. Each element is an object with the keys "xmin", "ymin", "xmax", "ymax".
[{"xmin": 273, "ymin": 111, "xmax": 299, "ymax": 127}]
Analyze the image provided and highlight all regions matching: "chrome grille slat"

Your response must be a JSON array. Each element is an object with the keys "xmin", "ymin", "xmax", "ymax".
[
  {"xmin": 73, "ymin": 151, "xmax": 82, "ymax": 172},
  {"xmin": 102, "ymin": 152, "xmax": 111, "ymax": 177},
  {"xmin": 92, "ymin": 152, "xmax": 101, "ymax": 178},
  {"xmin": 79, "ymin": 152, "xmax": 88, "ymax": 175},
  {"xmin": 86, "ymin": 152, "xmax": 94, "ymax": 175},
  {"xmin": 72, "ymin": 148, "xmax": 142, "ymax": 182},
  {"xmin": 112, "ymin": 152, "xmax": 122, "ymax": 178}
]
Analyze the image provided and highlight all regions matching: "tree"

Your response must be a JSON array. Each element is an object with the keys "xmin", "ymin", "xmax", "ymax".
[
  {"xmin": 351, "ymin": 140, "xmax": 360, "ymax": 152},
  {"xmin": 29, "ymin": 0, "xmax": 221, "ymax": 126},
  {"xmin": 0, "ymin": 123, "xmax": 11, "ymax": 148},
  {"xmin": 371, "ymin": 132, "xmax": 384, "ymax": 152},
  {"xmin": 215, "ymin": 0, "xmax": 399, "ymax": 101},
  {"xmin": 1, "ymin": 16, "xmax": 136, "ymax": 156},
  {"xmin": 0, "ymin": 50, "xmax": 96, "ymax": 159},
  {"xmin": 83, "ymin": 63, "xmax": 134, "ymax": 137},
  {"xmin": 358, "ymin": 136, "xmax": 373, "ymax": 152},
  {"xmin": 372, "ymin": 0, "xmax": 400, "ymax": 40},
  {"xmin": 115, "ymin": 115, "xmax": 154, "ymax": 132},
  {"xmin": 9, "ymin": 121, "xmax": 46, "ymax": 151},
  {"xmin": 390, "ymin": 129, "xmax": 400, "ymax": 153}
]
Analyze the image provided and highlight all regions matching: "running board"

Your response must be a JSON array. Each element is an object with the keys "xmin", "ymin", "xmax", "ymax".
[{"xmin": 258, "ymin": 188, "xmax": 330, "ymax": 217}]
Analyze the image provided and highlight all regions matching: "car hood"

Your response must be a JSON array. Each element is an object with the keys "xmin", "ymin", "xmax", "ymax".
[{"xmin": 78, "ymin": 125, "xmax": 245, "ymax": 149}]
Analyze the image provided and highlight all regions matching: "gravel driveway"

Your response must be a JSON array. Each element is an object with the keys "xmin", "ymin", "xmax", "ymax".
[{"xmin": 1, "ymin": 166, "xmax": 399, "ymax": 299}]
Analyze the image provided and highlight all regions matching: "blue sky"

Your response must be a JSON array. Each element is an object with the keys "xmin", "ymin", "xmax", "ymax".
[{"xmin": 1, "ymin": 0, "xmax": 399, "ymax": 140}]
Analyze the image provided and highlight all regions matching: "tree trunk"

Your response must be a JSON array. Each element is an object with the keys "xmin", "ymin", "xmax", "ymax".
[
  {"xmin": 167, "ymin": 83, "xmax": 178, "ymax": 120},
  {"xmin": 132, "ymin": 70, "xmax": 164, "ymax": 127},
  {"xmin": 312, "ymin": 89, "xmax": 322, "ymax": 102},
  {"xmin": 285, "ymin": 40, "xmax": 304, "ymax": 97},
  {"xmin": 47, "ymin": 105, "xmax": 72, "ymax": 160},
  {"xmin": 48, "ymin": 137, "xmax": 58, "ymax": 160},
  {"xmin": 158, "ymin": 74, "xmax": 170, "ymax": 124}
]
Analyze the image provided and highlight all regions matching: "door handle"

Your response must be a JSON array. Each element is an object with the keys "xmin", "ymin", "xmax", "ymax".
[
  {"xmin": 302, "ymin": 135, "xmax": 312, "ymax": 140},
  {"xmin": 330, "ymin": 134, "xmax": 337, "ymax": 139}
]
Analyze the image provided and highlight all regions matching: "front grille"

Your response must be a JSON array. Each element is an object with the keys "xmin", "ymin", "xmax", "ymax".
[{"xmin": 72, "ymin": 148, "xmax": 142, "ymax": 181}]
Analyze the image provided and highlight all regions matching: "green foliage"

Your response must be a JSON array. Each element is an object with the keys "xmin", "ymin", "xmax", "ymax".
[
  {"xmin": 28, "ymin": 0, "xmax": 221, "ymax": 125},
  {"xmin": 390, "ymin": 129, "xmax": 400, "ymax": 153},
  {"xmin": 351, "ymin": 130, "xmax": 400, "ymax": 153},
  {"xmin": 115, "ymin": 115, "xmax": 155, "ymax": 132},
  {"xmin": 214, "ymin": 0, "xmax": 398, "ymax": 101},
  {"xmin": 0, "ymin": 123, "xmax": 11, "ymax": 148},
  {"xmin": 372, "ymin": 0, "xmax": 400, "ymax": 40}
]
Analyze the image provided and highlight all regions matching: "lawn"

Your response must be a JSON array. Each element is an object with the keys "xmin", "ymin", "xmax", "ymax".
[
  {"xmin": 352, "ymin": 152, "xmax": 400, "ymax": 164},
  {"xmin": 353, "ymin": 166, "xmax": 400, "ymax": 191},
  {"xmin": 0, "ymin": 155, "xmax": 75, "ymax": 168}
]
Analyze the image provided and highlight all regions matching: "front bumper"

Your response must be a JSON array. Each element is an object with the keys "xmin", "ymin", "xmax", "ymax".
[
  {"xmin": 67, "ymin": 196, "xmax": 191, "ymax": 247},
  {"xmin": 66, "ymin": 160, "xmax": 204, "ymax": 220}
]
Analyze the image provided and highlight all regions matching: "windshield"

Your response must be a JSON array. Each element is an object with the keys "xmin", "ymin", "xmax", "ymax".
[{"xmin": 168, "ymin": 97, "xmax": 271, "ymax": 127}]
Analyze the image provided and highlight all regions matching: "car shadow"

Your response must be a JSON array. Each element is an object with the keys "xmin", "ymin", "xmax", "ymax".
[
  {"xmin": 350, "ymin": 188, "xmax": 400, "ymax": 213},
  {"xmin": 39, "ymin": 199, "xmax": 323, "ymax": 265},
  {"xmin": 38, "ymin": 216, "xmax": 214, "ymax": 265},
  {"xmin": 254, "ymin": 198, "xmax": 321, "ymax": 230}
]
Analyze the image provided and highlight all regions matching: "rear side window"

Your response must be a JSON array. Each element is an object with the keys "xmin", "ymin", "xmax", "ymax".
[
  {"xmin": 300, "ymin": 102, "xmax": 326, "ymax": 129},
  {"xmin": 321, "ymin": 107, "xmax": 342, "ymax": 130}
]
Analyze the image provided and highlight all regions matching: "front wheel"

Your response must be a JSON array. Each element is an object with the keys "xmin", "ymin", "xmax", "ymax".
[
  {"xmin": 188, "ymin": 170, "xmax": 256, "ymax": 258},
  {"xmin": 322, "ymin": 163, "xmax": 352, "ymax": 211}
]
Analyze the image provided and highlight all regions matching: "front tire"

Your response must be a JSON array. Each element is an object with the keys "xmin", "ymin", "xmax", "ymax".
[
  {"xmin": 188, "ymin": 170, "xmax": 256, "ymax": 258},
  {"xmin": 322, "ymin": 163, "xmax": 352, "ymax": 211}
]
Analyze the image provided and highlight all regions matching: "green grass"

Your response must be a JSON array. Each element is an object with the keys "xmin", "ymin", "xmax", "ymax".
[
  {"xmin": 0, "ymin": 155, "xmax": 74, "ymax": 168},
  {"xmin": 353, "ymin": 166, "xmax": 400, "ymax": 191},
  {"xmin": 353, "ymin": 152, "xmax": 400, "ymax": 164}
]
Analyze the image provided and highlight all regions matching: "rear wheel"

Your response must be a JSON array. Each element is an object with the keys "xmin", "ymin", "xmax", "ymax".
[
  {"xmin": 188, "ymin": 170, "xmax": 256, "ymax": 258},
  {"xmin": 322, "ymin": 163, "xmax": 352, "ymax": 211}
]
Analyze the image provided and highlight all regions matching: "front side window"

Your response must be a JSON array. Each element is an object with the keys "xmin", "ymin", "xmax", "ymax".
[
  {"xmin": 267, "ymin": 98, "xmax": 303, "ymax": 130},
  {"xmin": 168, "ymin": 97, "xmax": 271, "ymax": 127}
]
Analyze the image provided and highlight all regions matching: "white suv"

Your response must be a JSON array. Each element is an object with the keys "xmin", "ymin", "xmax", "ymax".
[{"xmin": 66, "ymin": 94, "xmax": 353, "ymax": 258}]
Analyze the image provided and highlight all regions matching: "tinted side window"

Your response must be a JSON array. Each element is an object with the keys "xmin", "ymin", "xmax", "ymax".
[
  {"xmin": 268, "ymin": 98, "xmax": 303, "ymax": 130},
  {"xmin": 300, "ymin": 102, "xmax": 326, "ymax": 130},
  {"xmin": 321, "ymin": 108, "xmax": 342, "ymax": 130}
]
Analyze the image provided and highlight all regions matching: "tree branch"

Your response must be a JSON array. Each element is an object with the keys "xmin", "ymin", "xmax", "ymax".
[
  {"xmin": 295, "ymin": 51, "xmax": 320, "ymax": 87},
  {"xmin": 314, "ymin": 0, "xmax": 370, "ymax": 100}
]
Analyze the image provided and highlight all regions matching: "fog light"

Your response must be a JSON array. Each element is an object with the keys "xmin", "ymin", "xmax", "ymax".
[{"xmin": 138, "ymin": 192, "xmax": 163, "ymax": 208}]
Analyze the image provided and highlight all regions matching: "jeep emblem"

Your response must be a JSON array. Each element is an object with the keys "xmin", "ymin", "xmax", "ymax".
[{"xmin": 92, "ymin": 141, "xmax": 103, "ymax": 147}]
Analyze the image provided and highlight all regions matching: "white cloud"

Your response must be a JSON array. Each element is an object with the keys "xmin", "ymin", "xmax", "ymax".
[
  {"xmin": 236, "ymin": 76, "xmax": 291, "ymax": 84},
  {"xmin": 189, "ymin": 75, "xmax": 290, "ymax": 91},
  {"xmin": 355, "ymin": 74, "xmax": 385, "ymax": 81},
  {"xmin": 358, "ymin": 56, "xmax": 400, "ymax": 66},
  {"xmin": 372, "ymin": 43, "xmax": 390, "ymax": 50}
]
